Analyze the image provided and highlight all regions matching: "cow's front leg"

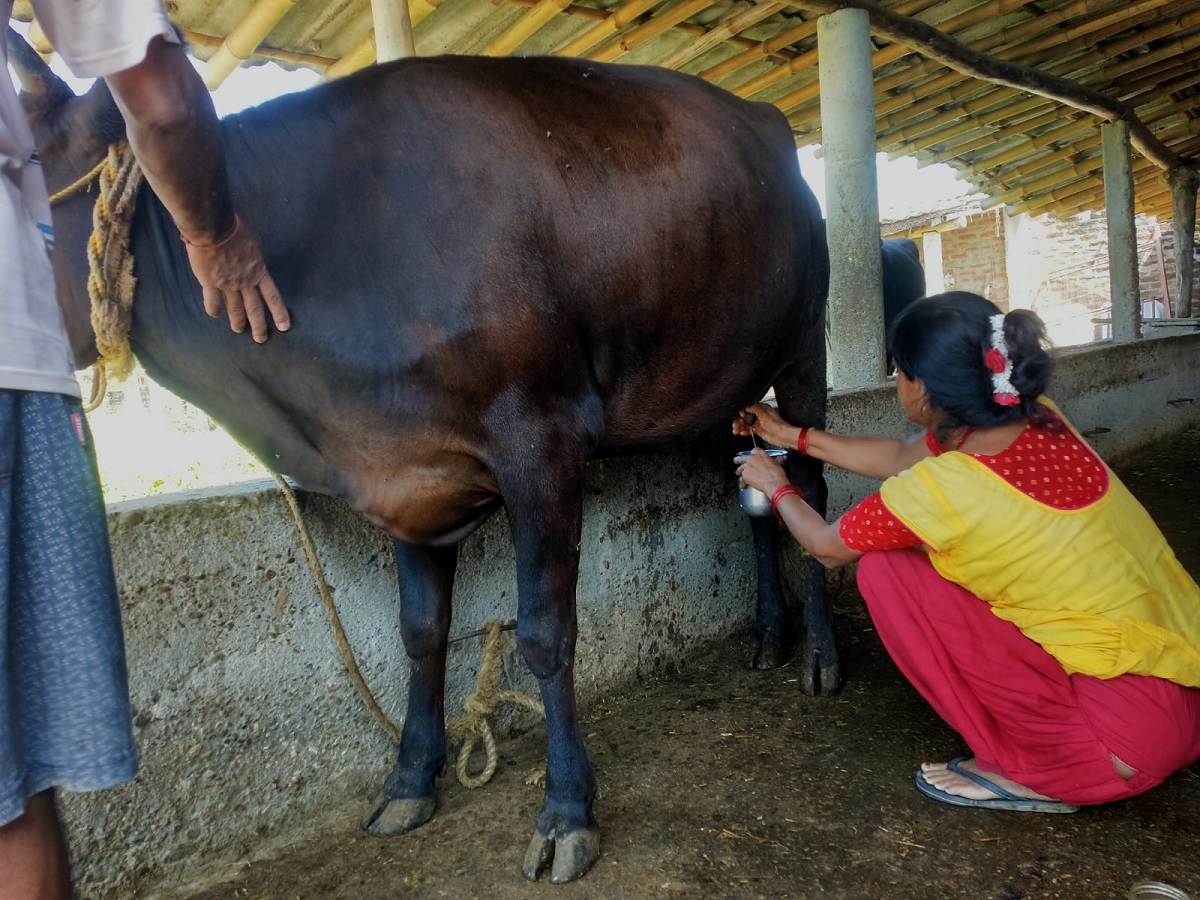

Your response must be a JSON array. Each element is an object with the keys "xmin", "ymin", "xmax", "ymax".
[
  {"xmin": 504, "ymin": 468, "xmax": 599, "ymax": 884},
  {"xmin": 364, "ymin": 541, "xmax": 457, "ymax": 835}
]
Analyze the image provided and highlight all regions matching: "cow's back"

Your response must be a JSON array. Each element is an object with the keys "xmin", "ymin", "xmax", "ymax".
[{"xmin": 128, "ymin": 56, "xmax": 826, "ymax": 538}]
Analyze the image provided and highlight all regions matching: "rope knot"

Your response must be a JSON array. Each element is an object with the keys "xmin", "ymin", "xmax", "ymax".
[{"xmin": 447, "ymin": 619, "xmax": 545, "ymax": 789}]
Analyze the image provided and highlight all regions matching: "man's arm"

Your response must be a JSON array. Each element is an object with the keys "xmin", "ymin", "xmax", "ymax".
[{"xmin": 105, "ymin": 35, "xmax": 289, "ymax": 342}]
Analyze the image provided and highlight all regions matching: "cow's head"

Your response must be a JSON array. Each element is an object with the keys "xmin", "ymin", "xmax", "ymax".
[{"xmin": 6, "ymin": 26, "xmax": 128, "ymax": 368}]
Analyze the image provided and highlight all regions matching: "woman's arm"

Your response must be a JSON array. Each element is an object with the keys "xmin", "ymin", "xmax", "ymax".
[
  {"xmin": 734, "ymin": 403, "xmax": 928, "ymax": 479},
  {"xmin": 735, "ymin": 449, "xmax": 863, "ymax": 569}
]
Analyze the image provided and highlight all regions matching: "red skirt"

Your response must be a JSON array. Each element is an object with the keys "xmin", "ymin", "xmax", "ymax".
[{"xmin": 856, "ymin": 548, "xmax": 1200, "ymax": 805}]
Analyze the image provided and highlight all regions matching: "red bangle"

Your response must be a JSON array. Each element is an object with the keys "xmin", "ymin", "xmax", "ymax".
[
  {"xmin": 796, "ymin": 427, "xmax": 811, "ymax": 455},
  {"xmin": 181, "ymin": 214, "xmax": 241, "ymax": 250},
  {"xmin": 770, "ymin": 484, "xmax": 805, "ymax": 520}
]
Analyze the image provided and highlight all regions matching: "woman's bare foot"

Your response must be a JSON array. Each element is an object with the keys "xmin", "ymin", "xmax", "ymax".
[{"xmin": 920, "ymin": 759, "xmax": 1058, "ymax": 802}]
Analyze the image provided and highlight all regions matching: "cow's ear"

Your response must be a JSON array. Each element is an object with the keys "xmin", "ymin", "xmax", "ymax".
[{"xmin": 5, "ymin": 26, "xmax": 74, "ymax": 115}]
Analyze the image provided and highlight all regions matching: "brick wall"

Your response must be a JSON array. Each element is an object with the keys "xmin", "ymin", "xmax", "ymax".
[
  {"xmin": 923, "ymin": 208, "xmax": 1199, "ymax": 345},
  {"xmin": 939, "ymin": 208, "xmax": 1010, "ymax": 306}
]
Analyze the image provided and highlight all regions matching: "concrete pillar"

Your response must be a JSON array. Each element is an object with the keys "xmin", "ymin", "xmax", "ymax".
[
  {"xmin": 819, "ymin": 8, "xmax": 884, "ymax": 389},
  {"xmin": 1169, "ymin": 168, "xmax": 1198, "ymax": 318},
  {"xmin": 1102, "ymin": 121, "xmax": 1140, "ymax": 342},
  {"xmin": 371, "ymin": 0, "xmax": 416, "ymax": 62},
  {"xmin": 921, "ymin": 230, "xmax": 944, "ymax": 297},
  {"xmin": 1002, "ymin": 209, "xmax": 1036, "ymax": 310}
]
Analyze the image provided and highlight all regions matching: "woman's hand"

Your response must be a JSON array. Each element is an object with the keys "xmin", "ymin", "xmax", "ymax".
[
  {"xmin": 735, "ymin": 448, "xmax": 790, "ymax": 495},
  {"xmin": 733, "ymin": 402, "xmax": 788, "ymax": 445}
]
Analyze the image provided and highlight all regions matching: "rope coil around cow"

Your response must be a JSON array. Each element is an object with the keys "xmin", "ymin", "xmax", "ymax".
[{"xmin": 85, "ymin": 141, "xmax": 141, "ymax": 383}]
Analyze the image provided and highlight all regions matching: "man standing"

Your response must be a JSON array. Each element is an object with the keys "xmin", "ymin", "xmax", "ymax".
[{"xmin": 1, "ymin": 4, "xmax": 288, "ymax": 896}]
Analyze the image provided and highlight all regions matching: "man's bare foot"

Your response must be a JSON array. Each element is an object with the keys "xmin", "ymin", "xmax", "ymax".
[{"xmin": 920, "ymin": 758, "xmax": 1059, "ymax": 803}]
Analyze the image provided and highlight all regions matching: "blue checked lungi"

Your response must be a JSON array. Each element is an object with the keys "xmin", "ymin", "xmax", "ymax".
[{"xmin": 0, "ymin": 390, "xmax": 137, "ymax": 826}]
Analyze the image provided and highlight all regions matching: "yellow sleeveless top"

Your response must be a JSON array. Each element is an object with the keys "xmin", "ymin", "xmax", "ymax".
[{"xmin": 879, "ymin": 401, "xmax": 1200, "ymax": 687}]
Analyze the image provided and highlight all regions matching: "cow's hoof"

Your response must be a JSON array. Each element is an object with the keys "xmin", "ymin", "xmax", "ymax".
[
  {"xmin": 748, "ymin": 628, "xmax": 787, "ymax": 670},
  {"xmin": 521, "ymin": 827, "xmax": 601, "ymax": 883},
  {"xmin": 799, "ymin": 654, "xmax": 842, "ymax": 697},
  {"xmin": 361, "ymin": 795, "xmax": 436, "ymax": 835}
]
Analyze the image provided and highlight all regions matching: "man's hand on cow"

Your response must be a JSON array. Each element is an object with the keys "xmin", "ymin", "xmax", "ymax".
[{"xmin": 183, "ymin": 216, "xmax": 291, "ymax": 343}]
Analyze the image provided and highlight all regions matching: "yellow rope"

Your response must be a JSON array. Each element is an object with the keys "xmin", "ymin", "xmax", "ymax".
[
  {"xmin": 86, "ymin": 141, "xmax": 142, "ymax": 383},
  {"xmin": 81, "ymin": 365, "xmax": 107, "ymax": 414},
  {"xmin": 48, "ymin": 156, "xmax": 107, "ymax": 205},
  {"xmin": 274, "ymin": 474, "xmax": 404, "ymax": 743},
  {"xmin": 273, "ymin": 476, "xmax": 544, "ymax": 788},
  {"xmin": 447, "ymin": 619, "xmax": 545, "ymax": 789}
]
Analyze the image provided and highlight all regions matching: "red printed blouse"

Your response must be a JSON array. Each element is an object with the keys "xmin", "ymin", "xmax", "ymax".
[{"xmin": 838, "ymin": 411, "xmax": 1108, "ymax": 552}]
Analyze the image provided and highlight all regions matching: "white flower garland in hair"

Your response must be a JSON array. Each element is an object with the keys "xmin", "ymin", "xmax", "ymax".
[{"xmin": 985, "ymin": 313, "xmax": 1021, "ymax": 406}]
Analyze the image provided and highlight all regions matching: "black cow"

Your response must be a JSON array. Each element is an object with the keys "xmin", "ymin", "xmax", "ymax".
[
  {"xmin": 882, "ymin": 237, "xmax": 926, "ymax": 334},
  {"xmin": 12, "ymin": 37, "xmax": 830, "ymax": 884}
]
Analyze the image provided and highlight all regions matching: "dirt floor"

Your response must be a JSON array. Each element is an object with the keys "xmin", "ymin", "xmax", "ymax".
[{"xmin": 174, "ymin": 427, "xmax": 1200, "ymax": 900}]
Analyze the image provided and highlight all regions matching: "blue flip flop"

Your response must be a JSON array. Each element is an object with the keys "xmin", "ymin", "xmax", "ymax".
[{"xmin": 915, "ymin": 757, "xmax": 1080, "ymax": 814}]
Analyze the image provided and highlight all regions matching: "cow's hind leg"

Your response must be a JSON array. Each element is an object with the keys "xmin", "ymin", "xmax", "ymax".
[
  {"xmin": 748, "ymin": 512, "xmax": 789, "ymax": 669},
  {"xmin": 500, "ymin": 456, "xmax": 599, "ymax": 884},
  {"xmin": 363, "ymin": 541, "xmax": 457, "ymax": 835},
  {"xmin": 772, "ymin": 356, "xmax": 841, "ymax": 696}
]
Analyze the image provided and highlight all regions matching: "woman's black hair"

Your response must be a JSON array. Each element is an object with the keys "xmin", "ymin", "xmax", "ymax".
[{"xmin": 888, "ymin": 291, "xmax": 1054, "ymax": 443}]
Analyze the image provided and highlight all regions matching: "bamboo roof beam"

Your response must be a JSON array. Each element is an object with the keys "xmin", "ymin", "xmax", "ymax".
[
  {"xmin": 552, "ymin": 0, "xmax": 662, "ymax": 57},
  {"xmin": 966, "ymin": 116, "xmax": 1099, "ymax": 174},
  {"xmin": 783, "ymin": 42, "xmax": 935, "ymax": 124},
  {"xmin": 203, "ymin": 0, "xmax": 300, "ymax": 89},
  {"xmin": 1118, "ymin": 62, "xmax": 1200, "ymax": 108},
  {"xmin": 180, "ymin": 29, "xmax": 333, "ymax": 70},
  {"xmin": 1028, "ymin": 164, "xmax": 1177, "ymax": 217},
  {"xmin": 732, "ymin": 44, "xmax": 818, "ymax": 97},
  {"xmin": 589, "ymin": 0, "xmax": 718, "ymax": 62},
  {"xmin": 659, "ymin": 1, "xmax": 786, "ymax": 70},
  {"xmin": 993, "ymin": 138, "xmax": 1103, "ymax": 193},
  {"xmin": 731, "ymin": 0, "xmax": 940, "ymax": 98},
  {"xmin": 699, "ymin": 21, "xmax": 817, "ymax": 82},
  {"xmin": 1006, "ymin": 0, "xmax": 1193, "ymax": 68},
  {"xmin": 786, "ymin": 0, "xmax": 1192, "ymax": 173},
  {"xmin": 773, "ymin": 40, "xmax": 915, "ymax": 109},
  {"xmin": 484, "ymin": 0, "xmax": 572, "ymax": 57},
  {"xmin": 325, "ymin": 0, "xmax": 442, "ymax": 79},
  {"xmin": 885, "ymin": 107, "xmax": 1069, "ymax": 161},
  {"xmin": 894, "ymin": 93, "xmax": 1052, "ymax": 156},
  {"xmin": 782, "ymin": 0, "xmax": 1170, "ymax": 150}
]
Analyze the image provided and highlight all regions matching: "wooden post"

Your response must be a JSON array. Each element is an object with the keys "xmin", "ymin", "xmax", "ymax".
[
  {"xmin": 371, "ymin": 0, "xmax": 416, "ymax": 62},
  {"xmin": 1102, "ymin": 121, "xmax": 1140, "ymax": 342},
  {"xmin": 203, "ymin": 0, "xmax": 300, "ymax": 90},
  {"xmin": 1169, "ymin": 168, "xmax": 1199, "ymax": 318}
]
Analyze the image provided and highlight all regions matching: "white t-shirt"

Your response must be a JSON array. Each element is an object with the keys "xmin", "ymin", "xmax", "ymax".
[{"xmin": 1, "ymin": 0, "xmax": 174, "ymax": 397}]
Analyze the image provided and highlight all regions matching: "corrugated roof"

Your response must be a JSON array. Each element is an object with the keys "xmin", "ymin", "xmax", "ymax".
[{"xmin": 12, "ymin": 0, "xmax": 1200, "ymax": 221}]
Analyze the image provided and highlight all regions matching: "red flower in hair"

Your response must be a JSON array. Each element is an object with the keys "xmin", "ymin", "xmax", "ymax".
[
  {"xmin": 985, "ymin": 348, "xmax": 1006, "ymax": 373},
  {"xmin": 994, "ymin": 392, "xmax": 1021, "ymax": 406}
]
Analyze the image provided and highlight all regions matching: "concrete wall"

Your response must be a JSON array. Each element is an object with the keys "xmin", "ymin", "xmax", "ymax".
[{"xmin": 65, "ymin": 333, "xmax": 1200, "ymax": 899}]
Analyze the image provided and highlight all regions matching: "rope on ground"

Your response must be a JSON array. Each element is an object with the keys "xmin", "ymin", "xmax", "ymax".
[
  {"xmin": 446, "ymin": 618, "xmax": 545, "ymax": 789},
  {"xmin": 273, "ymin": 474, "xmax": 403, "ymax": 744}
]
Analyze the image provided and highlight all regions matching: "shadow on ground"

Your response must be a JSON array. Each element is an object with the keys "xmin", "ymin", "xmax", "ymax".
[{"xmin": 170, "ymin": 429, "xmax": 1200, "ymax": 900}]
